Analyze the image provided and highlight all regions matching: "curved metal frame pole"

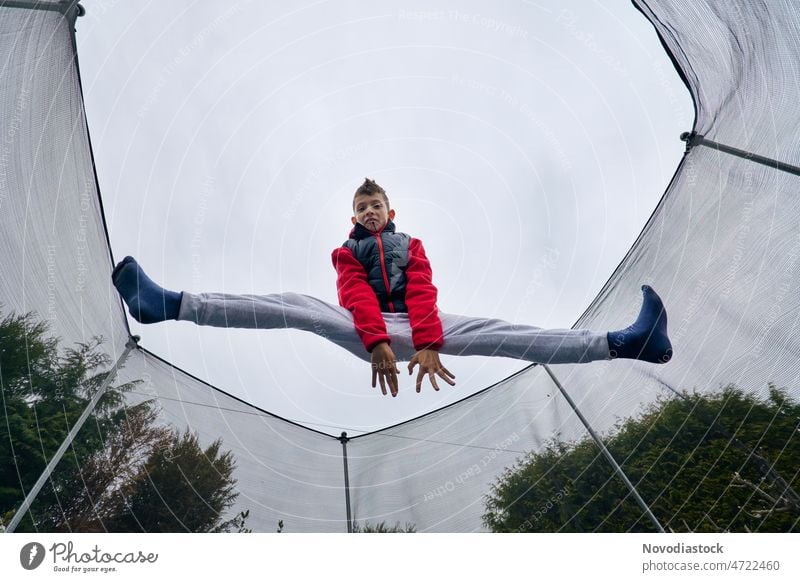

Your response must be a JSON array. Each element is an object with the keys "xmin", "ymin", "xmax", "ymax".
[
  {"xmin": 4, "ymin": 337, "xmax": 138, "ymax": 533},
  {"xmin": 543, "ymin": 364, "xmax": 665, "ymax": 533}
]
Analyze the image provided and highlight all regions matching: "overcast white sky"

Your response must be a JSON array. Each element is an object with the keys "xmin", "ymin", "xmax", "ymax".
[{"xmin": 76, "ymin": 0, "xmax": 692, "ymax": 435}]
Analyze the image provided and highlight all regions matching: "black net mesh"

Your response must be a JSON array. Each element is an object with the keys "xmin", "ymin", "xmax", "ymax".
[{"xmin": 2, "ymin": 0, "xmax": 800, "ymax": 532}]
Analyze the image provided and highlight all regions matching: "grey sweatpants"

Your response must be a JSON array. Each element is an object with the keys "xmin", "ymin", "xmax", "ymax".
[{"xmin": 178, "ymin": 291, "xmax": 611, "ymax": 364}]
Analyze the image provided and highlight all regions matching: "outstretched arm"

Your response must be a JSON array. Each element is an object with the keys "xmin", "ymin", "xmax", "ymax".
[
  {"xmin": 405, "ymin": 238, "xmax": 455, "ymax": 391},
  {"xmin": 332, "ymin": 247, "xmax": 399, "ymax": 396},
  {"xmin": 332, "ymin": 247, "xmax": 390, "ymax": 351}
]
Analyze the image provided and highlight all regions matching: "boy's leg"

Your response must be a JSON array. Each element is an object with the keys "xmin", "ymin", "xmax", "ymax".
[
  {"xmin": 178, "ymin": 291, "xmax": 370, "ymax": 361},
  {"xmin": 436, "ymin": 285, "xmax": 672, "ymax": 365},
  {"xmin": 112, "ymin": 256, "xmax": 370, "ymax": 362},
  {"xmin": 436, "ymin": 312, "xmax": 610, "ymax": 364}
]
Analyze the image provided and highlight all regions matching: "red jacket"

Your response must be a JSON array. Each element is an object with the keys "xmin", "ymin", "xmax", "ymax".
[{"xmin": 331, "ymin": 221, "xmax": 444, "ymax": 353}]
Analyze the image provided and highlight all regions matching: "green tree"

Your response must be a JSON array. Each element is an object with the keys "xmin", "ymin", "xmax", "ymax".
[
  {"xmin": 1, "ymin": 309, "xmax": 247, "ymax": 533},
  {"xmin": 103, "ymin": 429, "xmax": 241, "ymax": 532},
  {"xmin": 0, "ymin": 310, "xmax": 129, "ymax": 530},
  {"xmin": 29, "ymin": 400, "xmax": 164, "ymax": 532},
  {"xmin": 483, "ymin": 385, "xmax": 800, "ymax": 532}
]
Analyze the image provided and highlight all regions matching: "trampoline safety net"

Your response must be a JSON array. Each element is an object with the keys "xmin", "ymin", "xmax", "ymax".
[{"xmin": 1, "ymin": 0, "xmax": 799, "ymax": 532}]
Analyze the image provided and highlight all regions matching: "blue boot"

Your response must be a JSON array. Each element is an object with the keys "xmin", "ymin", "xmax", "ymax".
[
  {"xmin": 607, "ymin": 285, "xmax": 672, "ymax": 363},
  {"xmin": 112, "ymin": 256, "xmax": 182, "ymax": 324}
]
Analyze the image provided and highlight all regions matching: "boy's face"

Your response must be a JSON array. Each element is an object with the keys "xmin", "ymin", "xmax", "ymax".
[{"xmin": 352, "ymin": 193, "xmax": 395, "ymax": 233}]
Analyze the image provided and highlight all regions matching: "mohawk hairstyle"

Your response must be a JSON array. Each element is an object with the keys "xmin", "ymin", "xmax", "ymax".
[{"xmin": 353, "ymin": 177, "xmax": 390, "ymax": 211}]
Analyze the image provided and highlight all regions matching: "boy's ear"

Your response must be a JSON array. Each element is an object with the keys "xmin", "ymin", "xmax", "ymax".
[
  {"xmin": 351, "ymin": 216, "xmax": 357, "ymax": 225},
  {"xmin": 388, "ymin": 209, "xmax": 396, "ymax": 220}
]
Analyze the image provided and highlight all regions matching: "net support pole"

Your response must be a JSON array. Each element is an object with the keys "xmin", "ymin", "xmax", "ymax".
[
  {"xmin": 339, "ymin": 431, "xmax": 353, "ymax": 533},
  {"xmin": 542, "ymin": 365, "xmax": 666, "ymax": 533},
  {"xmin": 4, "ymin": 336, "xmax": 139, "ymax": 534},
  {"xmin": 681, "ymin": 132, "xmax": 800, "ymax": 176}
]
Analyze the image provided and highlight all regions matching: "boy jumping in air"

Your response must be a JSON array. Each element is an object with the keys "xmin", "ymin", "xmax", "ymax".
[{"xmin": 112, "ymin": 178, "xmax": 672, "ymax": 397}]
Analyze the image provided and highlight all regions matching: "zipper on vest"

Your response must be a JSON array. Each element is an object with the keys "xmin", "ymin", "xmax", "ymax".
[{"xmin": 374, "ymin": 233, "xmax": 395, "ymax": 313}]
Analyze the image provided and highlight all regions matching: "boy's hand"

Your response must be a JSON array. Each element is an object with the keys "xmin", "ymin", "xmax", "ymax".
[
  {"xmin": 371, "ymin": 341, "xmax": 400, "ymax": 397},
  {"xmin": 408, "ymin": 349, "xmax": 456, "ymax": 393}
]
